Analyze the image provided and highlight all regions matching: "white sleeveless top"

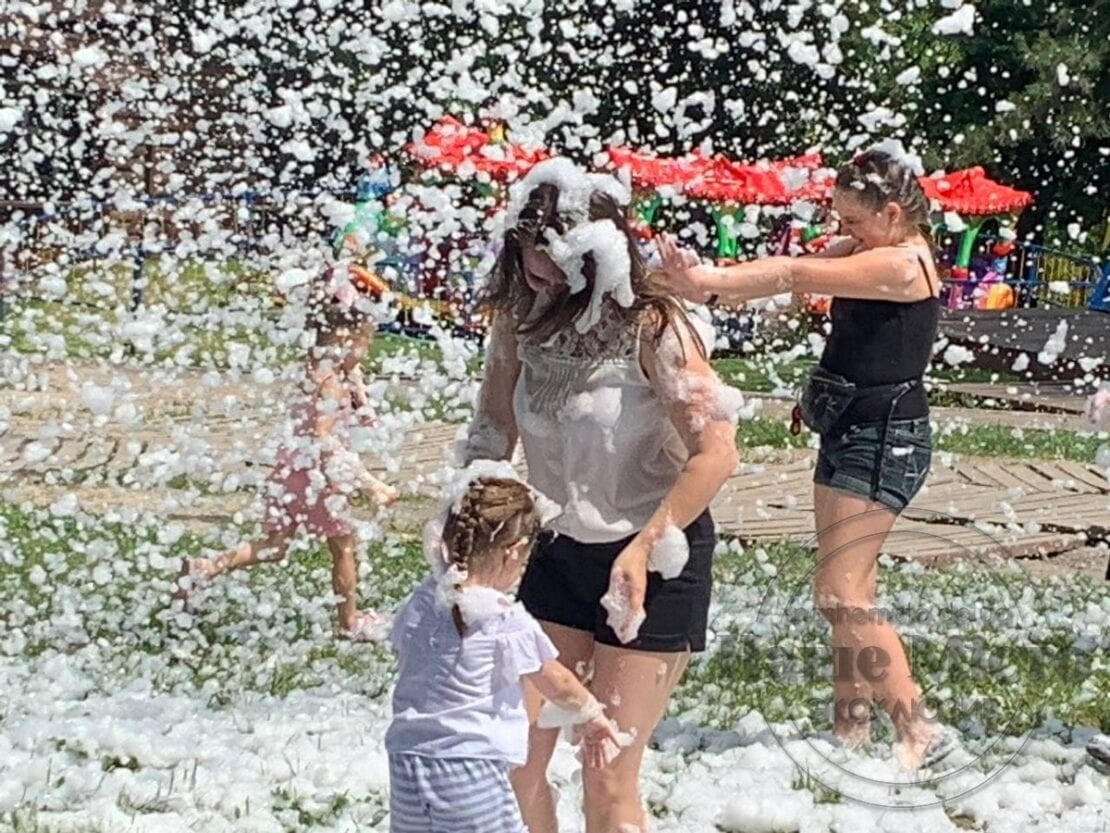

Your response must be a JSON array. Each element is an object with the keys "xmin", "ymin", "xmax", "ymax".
[{"xmin": 512, "ymin": 304, "xmax": 691, "ymax": 544}]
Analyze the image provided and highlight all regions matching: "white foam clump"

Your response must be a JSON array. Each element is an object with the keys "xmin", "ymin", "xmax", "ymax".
[
  {"xmin": 422, "ymin": 514, "xmax": 450, "ymax": 572},
  {"xmin": 443, "ymin": 459, "xmax": 525, "ymax": 514},
  {"xmin": 1037, "ymin": 320, "xmax": 1068, "ymax": 365},
  {"xmin": 275, "ymin": 268, "xmax": 313, "ymax": 293},
  {"xmin": 454, "ymin": 585, "xmax": 512, "ymax": 626},
  {"xmin": 716, "ymin": 791, "xmax": 815, "ymax": 833},
  {"xmin": 504, "ymin": 157, "xmax": 630, "ymax": 228},
  {"xmin": 868, "ymin": 138, "xmax": 925, "ymax": 176},
  {"xmin": 894, "ymin": 67, "xmax": 921, "ymax": 86},
  {"xmin": 0, "ymin": 107, "xmax": 22, "ymax": 132},
  {"xmin": 560, "ymin": 387, "xmax": 623, "ymax": 427},
  {"xmin": 944, "ymin": 211, "xmax": 968, "ymax": 233},
  {"xmin": 537, "ymin": 701, "xmax": 588, "ymax": 730},
  {"xmin": 79, "ymin": 382, "xmax": 115, "ymax": 416},
  {"xmin": 943, "ymin": 344, "xmax": 975, "ymax": 366},
  {"xmin": 932, "ymin": 3, "xmax": 976, "ymax": 36},
  {"xmin": 543, "ymin": 219, "xmax": 634, "ymax": 333},
  {"xmin": 648, "ymin": 524, "xmax": 689, "ymax": 580},
  {"xmin": 72, "ymin": 45, "xmax": 109, "ymax": 67},
  {"xmin": 600, "ymin": 572, "xmax": 646, "ymax": 644},
  {"xmin": 654, "ymin": 321, "xmax": 746, "ymax": 430}
]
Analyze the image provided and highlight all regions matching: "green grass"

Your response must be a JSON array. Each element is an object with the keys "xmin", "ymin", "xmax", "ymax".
[
  {"xmin": 676, "ymin": 540, "xmax": 1110, "ymax": 738},
  {"xmin": 732, "ymin": 415, "xmax": 1103, "ymax": 463},
  {"xmin": 715, "ymin": 356, "xmax": 815, "ymax": 394},
  {"xmin": 736, "ymin": 416, "xmax": 810, "ymax": 451},
  {"xmin": 2, "ymin": 499, "xmax": 1104, "ymax": 740},
  {"xmin": 271, "ymin": 787, "xmax": 387, "ymax": 832},
  {"xmin": 0, "ymin": 295, "xmax": 452, "ymax": 375},
  {"xmin": 0, "ymin": 500, "xmax": 427, "ymax": 698},
  {"xmin": 934, "ymin": 423, "xmax": 1104, "ymax": 463}
]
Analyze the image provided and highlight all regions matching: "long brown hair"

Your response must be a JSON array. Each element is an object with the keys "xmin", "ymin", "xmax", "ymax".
[{"xmin": 482, "ymin": 181, "xmax": 705, "ymax": 356}]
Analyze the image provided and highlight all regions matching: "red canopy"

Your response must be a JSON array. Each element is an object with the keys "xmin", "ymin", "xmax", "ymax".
[
  {"xmin": 605, "ymin": 146, "xmax": 709, "ymax": 189},
  {"xmin": 685, "ymin": 157, "xmax": 792, "ymax": 205},
  {"xmin": 607, "ymin": 147, "xmax": 837, "ymax": 206},
  {"xmin": 406, "ymin": 116, "xmax": 548, "ymax": 180},
  {"xmin": 919, "ymin": 167, "xmax": 1033, "ymax": 215}
]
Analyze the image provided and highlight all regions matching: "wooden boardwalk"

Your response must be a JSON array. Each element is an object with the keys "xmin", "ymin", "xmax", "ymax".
[
  {"xmin": 942, "ymin": 381, "xmax": 1093, "ymax": 414},
  {"xmin": 2, "ymin": 409, "xmax": 1107, "ymax": 567}
]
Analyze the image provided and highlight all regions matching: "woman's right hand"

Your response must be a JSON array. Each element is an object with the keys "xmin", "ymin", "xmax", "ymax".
[{"xmin": 655, "ymin": 234, "xmax": 713, "ymax": 303}]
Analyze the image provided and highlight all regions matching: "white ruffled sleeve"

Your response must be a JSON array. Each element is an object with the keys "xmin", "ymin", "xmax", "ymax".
[{"xmin": 493, "ymin": 610, "xmax": 559, "ymax": 690}]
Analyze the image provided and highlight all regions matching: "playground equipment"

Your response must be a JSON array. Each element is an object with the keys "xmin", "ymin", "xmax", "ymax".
[
  {"xmin": 604, "ymin": 147, "xmax": 833, "ymax": 259},
  {"xmin": 919, "ymin": 167, "xmax": 1033, "ymax": 309}
]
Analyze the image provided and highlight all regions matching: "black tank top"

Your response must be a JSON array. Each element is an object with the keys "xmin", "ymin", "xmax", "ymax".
[{"xmin": 819, "ymin": 255, "xmax": 939, "ymax": 421}]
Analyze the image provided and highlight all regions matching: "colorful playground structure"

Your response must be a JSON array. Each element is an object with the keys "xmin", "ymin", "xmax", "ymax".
[{"xmin": 3, "ymin": 116, "xmax": 1107, "ymax": 341}]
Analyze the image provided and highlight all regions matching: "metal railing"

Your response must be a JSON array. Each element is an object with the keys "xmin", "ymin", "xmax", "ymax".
[{"xmin": 937, "ymin": 233, "xmax": 1105, "ymax": 311}]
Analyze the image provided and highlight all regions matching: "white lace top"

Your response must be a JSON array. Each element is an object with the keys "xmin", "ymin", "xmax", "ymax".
[{"xmin": 509, "ymin": 303, "xmax": 690, "ymax": 544}]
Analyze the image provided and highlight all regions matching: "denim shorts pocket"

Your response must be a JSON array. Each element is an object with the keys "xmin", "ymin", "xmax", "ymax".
[{"xmin": 885, "ymin": 420, "xmax": 932, "ymax": 500}]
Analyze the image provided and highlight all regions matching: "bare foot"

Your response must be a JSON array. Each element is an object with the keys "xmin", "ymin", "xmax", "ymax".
[
  {"xmin": 894, "ymin": 722, "xmax": 957, "ymax": 770},
  {"xmin": 893, "ymin": 718, "xmax": 933, "ymax": 769},
  {"xmin": 338, "ymin": 610, "xmax": 392, "ymax": 642},
  {"xmin": 834, "ymin": 723, "xmax": 873, "ymax": 751}
]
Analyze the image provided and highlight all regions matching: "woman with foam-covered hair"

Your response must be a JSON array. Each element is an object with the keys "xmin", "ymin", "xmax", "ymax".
[{"xmin": 462, "ymin": 157, "xmax": 740, "ymax": 833}]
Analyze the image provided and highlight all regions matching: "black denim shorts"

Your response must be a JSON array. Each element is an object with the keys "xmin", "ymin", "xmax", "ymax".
[
  {"xmin": 814, "ymin": 417, "xmax": 932, "ymax": 512},
  {"xmin": 517, "ymin": 512, "xmax": 716, "ymax": 653}
]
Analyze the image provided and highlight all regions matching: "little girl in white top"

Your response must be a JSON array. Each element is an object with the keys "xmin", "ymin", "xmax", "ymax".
[{"xmin": 386, "ymin": 468, "xmax": 619, "ymax": 833}]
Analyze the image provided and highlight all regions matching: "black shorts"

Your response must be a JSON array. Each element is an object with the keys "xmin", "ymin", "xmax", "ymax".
[{"xmin": 516, "ymin": 512, "xmax": 716, "ymax": 653}]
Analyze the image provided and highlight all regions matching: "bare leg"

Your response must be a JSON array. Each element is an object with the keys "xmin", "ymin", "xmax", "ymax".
[
  {"xmin": 813, "ymin": 484, "xmax": 932, "ymax": 755},
  {"xmin": 813, "ymin": 484, "xmax": 875, "ymax": 745},
  {"xmin": 512, "ymin": 622, "xmax": 596, "ymax": 833},
  {"xmin": 327, "ymin": 534, "xmax": 361, "ymax": 632},
  {"xmin": 179, "ymin": 527, "xmax": 293, "ymax": 589},
  {"xmin": 174, "ymin": 528, "xmax": 292, "ymax": 605},
  {"xmin": 582, "ymin": 645, "xmax": 689, "ymax": 833}
]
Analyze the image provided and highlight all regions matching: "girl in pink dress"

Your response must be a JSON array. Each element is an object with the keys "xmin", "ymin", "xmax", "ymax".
[{"xmin": 176, "ymin": 272, "xmax": 398, "ymax": 639}]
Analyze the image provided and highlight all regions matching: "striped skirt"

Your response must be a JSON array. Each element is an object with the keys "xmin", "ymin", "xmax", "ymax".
[{"xmin": 389, "ymin": 754, "xmax": 527, "ymax": 833}]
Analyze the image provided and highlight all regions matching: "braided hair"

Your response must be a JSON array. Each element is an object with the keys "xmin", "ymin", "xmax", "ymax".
[
  {"xmin": 441, "ymin": 476, "xmax": 542, "ymax": 637},
  {"xmin": 834, "ymin": 150, "xmax": 933, "ymax": 243},
  {"xmin": 441, "ymin": 477, "xmax": 541, "ymax": 573}
]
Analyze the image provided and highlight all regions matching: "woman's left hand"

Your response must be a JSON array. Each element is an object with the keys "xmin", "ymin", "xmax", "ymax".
[{"xmin": 655, "ymin": 235, "xmax": 712, "ymax": 303}]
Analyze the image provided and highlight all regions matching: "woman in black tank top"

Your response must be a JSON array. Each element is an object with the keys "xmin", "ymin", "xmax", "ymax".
[{"xmin": 658, "ymin": 149, "xmax": 953, "ymax": 770}]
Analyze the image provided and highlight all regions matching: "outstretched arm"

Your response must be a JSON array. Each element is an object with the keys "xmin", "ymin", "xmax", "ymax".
[
  {"xmin": 657, "ymin": 235, "xmax": 933, "ymax": 304},
  {"xmin": 524, "ymin": 660, "xmax": 620, "ymax": 768}
]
